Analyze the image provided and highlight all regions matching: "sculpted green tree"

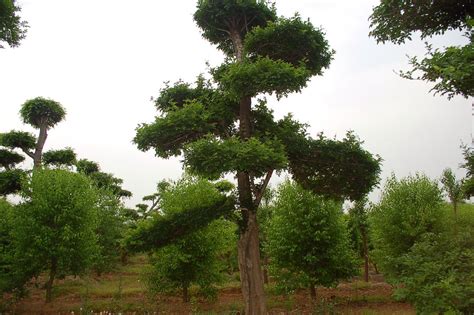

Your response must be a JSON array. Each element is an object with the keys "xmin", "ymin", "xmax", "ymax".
[
  {"xmin": 12, "ymin": 169, "xmax": 98, "ymax": 302},
  {"xmin": 143, "ymin": 178, "xmax": 235, "ymax": 302},
  {"xmin": 134, "ymin": 1, "xmax": 381, "ymax": 312},
  {"xmin": 0, "ymin": 0, "xmax": 28, "ymax": 48},
  {"xmin": 266, "ymin": 181, "xmax": 358, "ymax": 300},
  {"xmin": 0, "ymin": 97, "xmax": 66, "ymax": 168},
  {"xmin": 0, "ymin": 146, "xmax": 25, "ymax": 195},
  {"xmin": 369, "ymin": 0, "xmax": 474, "ymax": 98}
]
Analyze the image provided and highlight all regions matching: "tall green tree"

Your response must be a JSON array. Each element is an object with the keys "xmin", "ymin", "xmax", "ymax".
[
  {"xmin": 266, "ymin": 181, "xmax": 357, "ymax": 300},
  {"xmin": 461, "ymin": 145, "xmax": 474, "ymax": 196},
  {"xmin": 134, "ymin": 1, "xmax": 381, "ymax": 312},
  {"xmin": 369, "ymin": 0, "xmax": 474, "ymax": 98},
  {"xmin": 0, "ymin": 0, "xmax": 28, "ymax": 48},
  {"xmin": 13, "ymin": 169, "xmax": 98, "ymax": 302}
]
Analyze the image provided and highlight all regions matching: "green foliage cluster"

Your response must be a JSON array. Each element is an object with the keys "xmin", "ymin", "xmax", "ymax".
[
  {"xmin": 194, "ymin": 0, "xmax": 277, "ymax": 56},
  {"xmin": 127, "ymin": 178, "xmax": 235, "ymax": 252},
  {"xmin": 287, "ymin": 132, "xmax": 382, "ymax": 201},
  {"xmin": 370, "ymin": 174, "xmax": 443, "ymax": 280},
  {"xmin": 396, "ymin": 220, "xmax": 474, "ymax": 314},
  {"xmin": 0, "ymin": 149, "xmax": 24, "ymax": 169},
  {"xmin": 142, "ymin": 178, "xmax": 236, "ymax": 301},
  {"xmin": 462, "ymin": 145, "xmax": 474, "ymax": 197},
  {"xmin": 370, "ymin": 174, "xmax": 474, "ymax": 313},
  {"xmin": 0, "ymin": 0, "xmax": 28, "ymax": 48},
  {"xmin": 369, "ymin": 0, "xmax": 473, "ymax": 44},
  {"xmin": 20, "ymin": 97, "xmax": 66, "ymax": 129},
  {"xmin": 370, "ymin": 0, "xmax": 474, "ymax": 98},
  {"xmin": 43, "ymin": 147, "xmax": 77, "ymax": 167},
  {"xmin": 266, "ymin": 181, "xmax": 357, "ymax": 295},
  {"xmin": 214, "ymin": 57, "xmax": 311, "ymax": 98},
  {"xmin": 0, "ymin": 169, "xmax": 24, "ymax": 196},
  {"xmin": 11, "ymin": 169, "xmax": 98, "ymax": 301},
  {"xmin": 184, "ymin": 136, "xmax": 287, "ymax": 179},
  {"xmin": 0, "ymin": 130, "xmax": 36, "ymax": 152}
]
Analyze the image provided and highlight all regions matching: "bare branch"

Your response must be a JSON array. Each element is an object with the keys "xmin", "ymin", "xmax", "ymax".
[{"xmin": 254, "ymin": 170, "xmax": 274, "ymax": 208}]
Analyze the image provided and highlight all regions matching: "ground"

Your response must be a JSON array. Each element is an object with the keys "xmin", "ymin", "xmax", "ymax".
[{"xmin": 2, "ymin": 255, "xmax": 414, "ymax": 314}]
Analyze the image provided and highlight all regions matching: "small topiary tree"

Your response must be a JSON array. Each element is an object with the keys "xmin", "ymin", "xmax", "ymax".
[{"xmin": 1, "ymin": 97, "xmax": 66, "ymax": 169}]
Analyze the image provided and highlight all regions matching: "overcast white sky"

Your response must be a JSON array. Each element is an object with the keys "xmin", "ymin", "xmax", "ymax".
[{"xmin": 1, "ymin": 0, "xmax": 472, "ymax": 207}]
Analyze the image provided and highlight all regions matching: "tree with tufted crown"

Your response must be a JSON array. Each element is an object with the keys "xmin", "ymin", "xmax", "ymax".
[{"xmin": 133, "ymin": 1, "xmax": 381, "ymax": 313}]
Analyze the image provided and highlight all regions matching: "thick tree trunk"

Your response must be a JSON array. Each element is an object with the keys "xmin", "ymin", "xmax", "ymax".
[
  {"xmin": 34, "ymin": 125, "xmax": 48, "ymax": 168},
  {"xmin": 45, "ymin": 257, "xmax": 57, "ymax": 303},
  {"xmin": 238, "ymin": 210, "xmax": 267, "ymax": 315},
  {"xmin": 310, "ymin": 284, "xmax": 317, "ymax": 301},
  {"xmin": 362, "ymin": 229, "xmax": 369, "ymax": 282},
  {"xmin": 230, "ymin": 24, "xmax": 267, "ymax": 314}
]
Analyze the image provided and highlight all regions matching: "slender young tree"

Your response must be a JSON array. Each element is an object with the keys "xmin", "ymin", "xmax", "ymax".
[
  {"xmin": 134, "ymin": 1, "xmax": 381, "ymax": 312},
  {"xmin": 440, "ymin": 168, "xmax": 464, "ymax": 216}
]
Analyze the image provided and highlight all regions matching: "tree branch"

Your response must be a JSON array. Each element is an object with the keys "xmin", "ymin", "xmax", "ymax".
[{"xmin": 254, "ymin": 170, "xmax": 274, "ymax": 207}]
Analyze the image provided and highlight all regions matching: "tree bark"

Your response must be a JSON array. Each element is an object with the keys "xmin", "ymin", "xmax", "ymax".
[
  {"xmin": 238, "ymin": 210, "xmax": 267, "ymax": 315},
  {"xmin": 45, "ymin": 257, "xmax": 57, "ymax": 303},
  {"xmin": 230, "ymin": 24, "xmax": 267, "ymax": 314},
  {"xmin": 310, "ymin": 284, "xmax": 317, "ymax": 301},
  {"xmin": 362, "ymin": 228, "xmax": 369, "ymax": 282},
  {"xmin": 34, "ymin": 124, "xmax": 48, "ymax": 168},
  {"xmin": 182, "ymin": 284, "xmax": 190, "ymax": 303}
]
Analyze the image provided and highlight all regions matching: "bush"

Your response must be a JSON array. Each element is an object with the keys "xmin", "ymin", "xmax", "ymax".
[
  {"xmin": 396, "ymin": 208, "xmax": 474, "ymax": 313},
  {"xmin": 370, "ymin": 174, "xmax": 444, "ymax": 280},
  {"xmin": 266, "ymin": 181, "xmax": 357, "ymax": 298}
]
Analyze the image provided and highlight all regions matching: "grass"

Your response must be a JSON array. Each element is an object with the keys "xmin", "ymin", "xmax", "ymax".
[{"xmin": 6, "ymin": 254, "xmax": 415, "ymax": 314}]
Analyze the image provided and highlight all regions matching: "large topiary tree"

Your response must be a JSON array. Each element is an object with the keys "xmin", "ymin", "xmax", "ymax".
[{"xmin": 133, "ymin": 1, "xmax": 381, "ymax": 313}]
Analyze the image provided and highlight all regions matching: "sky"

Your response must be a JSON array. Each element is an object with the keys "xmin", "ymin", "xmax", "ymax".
[{"xmin": 1, "ymin": 0, "xmax": 472, "ymax": 207}]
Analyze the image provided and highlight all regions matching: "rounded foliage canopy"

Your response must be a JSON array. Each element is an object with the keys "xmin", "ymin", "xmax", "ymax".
[
  {"xmin": 266, "ymin": 181, "xmax": 357, "ymax": 290},
  {"xmin": 20, "ymin": 97, "xmax": 66, "ymax": 129}
]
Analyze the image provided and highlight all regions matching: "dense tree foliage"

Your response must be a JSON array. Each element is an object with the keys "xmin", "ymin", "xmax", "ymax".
[
  {"xmin": 396, "ymin": 207, "xmax": 474, "ymax": 314},
  {"xmin": 370, "ymin": 174, "xmax": 444, "ymax": 281},
  {"xmin": 0, "ymin": 0, "xmax": 28, "ymax": 48},
  {"xmin": 134, "ymin": 2, "xmax": 381, "ymax": 312},
  {"xmin": 461, "ymin": 145, "xmax": 474, "ymax": 196},
  {"xmin": 12, "ymin": 169, "xmax": 98, "ymax": 302},
  {"xmin": 370, "ymin": 0, "xmax": 474, "ymax": 98},
  {"xmin": 266, "ymin": 181, "xmax": 357, "ymax": 300},
  {"xmin": 142, "ymin": 178, "xmax": 236, "ymax": 302}
]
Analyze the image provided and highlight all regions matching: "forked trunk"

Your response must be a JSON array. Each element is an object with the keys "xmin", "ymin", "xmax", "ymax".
[{"xmin": 238, "ymin": 210, "xmax": 267, "ymax": 315}]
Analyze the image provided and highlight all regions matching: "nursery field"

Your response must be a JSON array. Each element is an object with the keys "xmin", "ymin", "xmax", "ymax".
[{"xmin": 5, "ymin": 255, "xmax": 414, "ymax": 315}]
